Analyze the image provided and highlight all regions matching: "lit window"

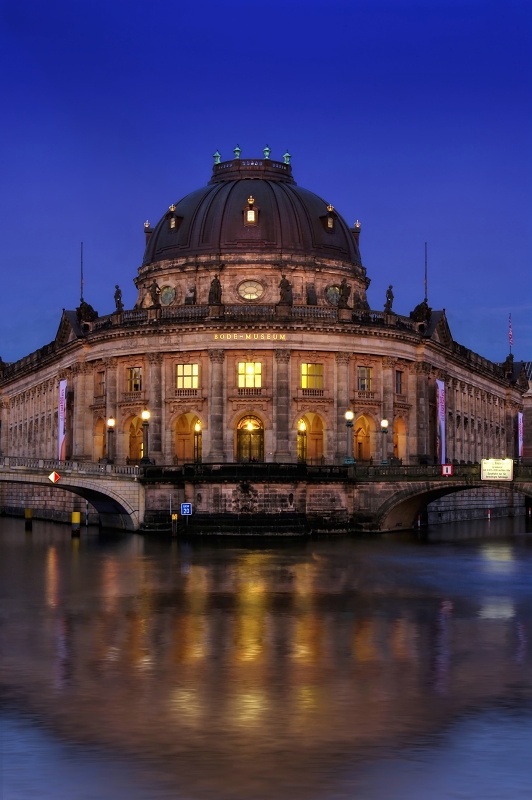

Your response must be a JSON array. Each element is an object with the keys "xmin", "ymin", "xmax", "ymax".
[
  {"xmin": 96, "ymin": 371, "xmax": 106, "ymax": 396},
  {"xmin": 127, "ymin": 367, "xmax": 142, "ymax": 392},
  {"xmin": 395, "ymin": 370, "xmax": 403, "ymax": 394},
  {"xmin": 169, "ymin": 216, "xmax": 176, "ymax": 229},
  {"xmin": 327, "ymin": 216, "xmax": 334, "ymax": 229},
  {"xmin": 238, "ymin": 362, "xmax": 262, "ymax": 388},
  {"xmin": 176, "ymin": 363, "xmax": 199, "ymax": 389},
  {"xmin": 357, "ymin": 367, "xmax": 372, "ymax": 391},
  {"xmin": 244, "ymin": 196, "xmax": 258, "ymax": 227},
  {"xmin": 301, "ymin": 363, "xmax": 323, "ymax": 389}
]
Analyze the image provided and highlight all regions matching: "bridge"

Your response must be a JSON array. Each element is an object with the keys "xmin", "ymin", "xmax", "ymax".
[{"xmin": 1, "ymin": 457, "xmax": 531, "ymax": 532}]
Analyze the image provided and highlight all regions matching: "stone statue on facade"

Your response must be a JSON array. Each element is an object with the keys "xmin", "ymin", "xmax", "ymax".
[
  {"xmin": 76, "ymin": 300, "xmax": 98, "ymax": 324},
  {"xmin": 502, "ymin": 352, "xmax": 514, "ymax": 378},
  {"xmin": 149, "ymin": 279, "xmax": 161, "ymax": 307},
  {"xmin": 114, "ymin": 285, "xmax": 124, "ymax": 313},
  {"xmin": 278, "ymin": 274, "xmax": 293, "ymax": 305},
  {"xmin": 384, "ymin": 285, "xmax": 394, "ymax": 314},
  {"xmin": 306, "ymin": 283, "xmax": 317, "ymax": 305},
  {"xmin": 184, "ymin": 286, "xmax": 197, "ymax": 305},
  {"xmin": 409, "ymin": 298, "xmax": 432, "ymax": 323},
  {"xmin": 338, "ymin": 278, "xmax": 352, "ymax": 309},
  {"xmin": 208, "ymin": 274, "xmax": 222, "ymax": 305}
]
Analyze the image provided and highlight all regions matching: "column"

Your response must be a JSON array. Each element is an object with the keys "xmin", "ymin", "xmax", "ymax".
[
  {"xmin": 148, "ymin": 353, "xmax": 163, "ymax": 462},
  {"xmin": 335, "ymin": 352, "xmax": 351, "ymax": 463},
  {"xmin": 274, "ymin": 349, "xmax": 291, "ymax": 462},
  {"xmin": 208, "ymin": 349, "xmax": 226, "ymax": 461},
  {"xmin": 414, "ymin": 362, "xmax": 431, "ymax": 459},
  {"xmin": 72, "ymin": 364, "xmax": 86, "ymax": 460},
  {"xmin": 382, "ymin": 357, "xmax": 396, "ymax": 461}
]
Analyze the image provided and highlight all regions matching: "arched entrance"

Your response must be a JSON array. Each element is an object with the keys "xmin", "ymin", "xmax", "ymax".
[
  {"xmin": 393, "ymin": 417, "xmax": 407, "ymax": 462},
  {"xmin": 174, "ymin": 413, "xmax": 202, "ymax": 463},
  {"xmin": 94, "ymin": 418, "xmax": 106, "ymax": 461},
  {"xmin": 297, "ymin": 413, "xmax": 324, "ymax": 464},
  {"xmin": 236, "ymin": 415, "xmax": 264, "ymax": 462},
  {"xmin": 126, "ymin": 416, "xmax": 144, "ymax": 462},
  {"xmin": 354, "ymin": 414, "xmax": 376, "ymax": 462}
]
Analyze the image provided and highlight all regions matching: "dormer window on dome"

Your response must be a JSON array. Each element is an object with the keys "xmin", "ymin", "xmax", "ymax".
[
  {"xmin": 327, "ymin": 204, "xmax": 335, "ymax": 230},
  {"xmin": 244, "ymin": 196, "xmax": 258, "ymax": 227},
  {"xmin": 167, "ymin": 204, "xmax": 181, "ymax": 232}
]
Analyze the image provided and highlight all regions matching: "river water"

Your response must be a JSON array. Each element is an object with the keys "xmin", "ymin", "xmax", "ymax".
[{"xmin": 1, "ymin": 516, "xmax": 531, "ymax": 800}]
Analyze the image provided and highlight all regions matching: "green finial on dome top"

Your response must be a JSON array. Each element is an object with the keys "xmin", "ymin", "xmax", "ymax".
[
  {"xmin": 233, "ymin": 144, "xmax": 241, "ymax": 159},
  {"xmin": 283, "ymin": 150, "xmax": 291, "ymax": 164},
  {"xmin": 213, "ymin": 150, "xmax": 221, "ymax": 164},
  {"xmin": 263, "ymin": 144, "xmax": 271, "ymax": 160}
]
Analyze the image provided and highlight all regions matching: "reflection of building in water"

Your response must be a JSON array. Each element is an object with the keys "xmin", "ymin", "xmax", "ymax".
[{"xmin": 1, "ymin": 541, "xmax": 528, "ymax": 799}]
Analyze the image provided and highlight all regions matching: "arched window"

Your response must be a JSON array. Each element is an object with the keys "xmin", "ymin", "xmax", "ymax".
[{"xmin": 236, "ymin": 416, "xmax": 264, "ymax": 462}]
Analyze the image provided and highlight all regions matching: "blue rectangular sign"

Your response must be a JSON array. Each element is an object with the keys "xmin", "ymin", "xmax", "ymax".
[{"xmin": 181, "ymin": 503, "xmax": 193, "ymax": 516}]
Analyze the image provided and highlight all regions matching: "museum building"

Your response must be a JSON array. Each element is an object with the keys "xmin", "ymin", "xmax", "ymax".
[{"xmin": 0, "ymin": 151, "xmax": 528, "ymax": 524}]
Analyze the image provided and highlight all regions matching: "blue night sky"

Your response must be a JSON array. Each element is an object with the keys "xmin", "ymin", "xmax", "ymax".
[{"xmin": 1, "ymin": 0, "xmax": 530, "ymax": 363}]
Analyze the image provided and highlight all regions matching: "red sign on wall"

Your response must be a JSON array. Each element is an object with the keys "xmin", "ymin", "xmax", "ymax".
[{"xmin": 441, "ymin": 464, "xmax": 453, "ymax": 476}]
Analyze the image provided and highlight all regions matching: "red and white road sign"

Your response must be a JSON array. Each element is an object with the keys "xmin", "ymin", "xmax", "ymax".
[
  {"xmin": 441, "ymin": 464, "xmax": 453, "ymax": 476},
  {"xmin": 48, "ymin": 471, "xmax": 61, "ymax": 483}
]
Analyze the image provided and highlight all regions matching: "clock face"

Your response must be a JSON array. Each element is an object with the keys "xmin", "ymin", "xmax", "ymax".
[
  {"xmin": 160, "ymin": 286, "xmax": 176, "ymax": 306},
  {"xmin": 238, "ymin": 280, "xmax": 264, "ymax": 301},
  {"xmin": 326, "ymin": 285, "xmax": 340, "ymax": 306}
]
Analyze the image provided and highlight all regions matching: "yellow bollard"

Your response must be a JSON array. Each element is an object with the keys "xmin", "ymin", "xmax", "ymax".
[
  {"xmin": 24, "ymin": 507, "xmax": 33, "ymax": 531},
  {"xmin": 71, "ymin": 511, "xmax": 81, "ymax": 537}
]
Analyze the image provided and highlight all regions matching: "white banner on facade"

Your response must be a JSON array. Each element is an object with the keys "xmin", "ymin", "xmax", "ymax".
[
  {"xmin": 518, "ymin": 411, "xmax": 524, "ymax": 458},
  {"xmin": 435, "ymin": 379, "xmax": 446, "ymax": 465},
  {"xmin": 58, "ymin": 379, "xmax": 67, "ymax": 460}
]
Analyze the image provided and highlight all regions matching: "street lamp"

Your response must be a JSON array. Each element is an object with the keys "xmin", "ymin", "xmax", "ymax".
[
  {"xmin": 140, "ymin": 409, "xmax": 152, "ymax": 465},
  {"xmin": 381, "ymin": 418, "xmax": 389, "ymax": 465},
  {"xmin": 344, "ymin": 410, "xmax": 355, "ymax": 465},
  {"xmin": 106, "ymin": 417, "xmax": 115, "ymax": 463}
]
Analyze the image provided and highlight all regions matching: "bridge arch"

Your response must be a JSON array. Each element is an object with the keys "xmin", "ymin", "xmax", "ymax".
[
  {"xmin": 0, "ymin": 472, "xmax": 142, "ymax": 530},
  {"xmin": 376, "ymin": 481, "xmax": 532, "ymax": 532}
]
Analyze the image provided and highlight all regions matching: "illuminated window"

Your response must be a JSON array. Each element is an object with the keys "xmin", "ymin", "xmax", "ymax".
[
  {"xmin": 169, "ymin": 216, "xmax": 176, "ymax": 229},
  {"xmin": 95, "ymin": 371, "xmax": 105, "ymax": 396},
  {"xmin": 395, "ymin": 370, "xmax": 403, "ymax": 394},
  {"xmin": 357, "ymin": 367, "xmax": 372, "ymax": 391},
  {"xmin": 327, "ymin": 216, "xmax": 334, "ymax": 229},
  {"xmin": 127, "ymin": 367, "xmax": 142, "ymax": 392},
  {"xmin": 176, "ymin": 363, "xmax": 199, "ymax": 389},
  {"xmin": 301, "ymin": 363, "xmax": 323, "ymax": 389},
  {"xmin": 244, "ymin": 196, "xmax": 258, "ymax": 227},
  {"xmin": 238, "ymin": 362, "xmax": 262, "ymax": 388}
]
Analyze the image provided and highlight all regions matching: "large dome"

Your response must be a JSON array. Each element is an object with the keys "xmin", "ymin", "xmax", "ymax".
[{"xmin": 142, "ymin": 157, "xmax": 362, "ymax": 266}]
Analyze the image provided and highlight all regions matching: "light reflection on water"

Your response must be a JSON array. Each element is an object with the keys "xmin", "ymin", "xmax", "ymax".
[{"xmin": 1, "ymin": 515, "xmax": 531, "ymax": 799}]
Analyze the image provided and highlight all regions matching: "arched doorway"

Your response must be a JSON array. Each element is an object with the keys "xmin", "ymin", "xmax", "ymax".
[
  {"xmin": 175, "ymin": 413, "xmax": 202, "ymax": 463},
  {"xmin": 127, "ymin": 416, "xmax": 144, "ymax": 462},
  {"xmin": 393, "ymin": 417, "xmax": 407, "ymax": 462},
  {"xmin": 236, "ymin": 415, "xmax": 264, "ymax": 462},
  {"xmin": 297, "ymin": 413, "xmax": 324, "ymax": 464},
  {"xmin": 94, "ymin": 418, "xmax": 106, "ymax": 461},
  {"xmin": 354, "ymin": 414, "xmax": 376, "ymax": 462}
]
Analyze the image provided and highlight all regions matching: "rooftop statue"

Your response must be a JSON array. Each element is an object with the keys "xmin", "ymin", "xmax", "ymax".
[
  {"xmin": 114, "ymin": 285, "xmax": 124, "ymax": 313},
  {"xmin": 384, "ymin": 285, "xmax": 394, "ymax": 314},
  {"xmin": 208, "ymin": 274, "xmax": 222, "ymax": 305},
  {"xmin": 338, "ymin": 278, "xmax": 352, "ymax": 309},
  {"xmin": 278, "ymin": 274, "xmax": 293, "ymax": 306},
  {"xmin": 410, "ymin": 298, "xmax": 432, "ymax": 323},
  {"xmin": 149, "ymin": 279, "xmax": 161, "ymax": 307}
]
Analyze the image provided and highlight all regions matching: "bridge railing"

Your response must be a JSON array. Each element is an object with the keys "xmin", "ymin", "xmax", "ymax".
[{"xmin": 0, "ymin": 456, "xmax": 139, "ymax": 477}]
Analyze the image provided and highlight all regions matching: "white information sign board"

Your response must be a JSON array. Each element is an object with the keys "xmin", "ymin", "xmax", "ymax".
[{"xmin": 481, "ymin": 458, "xmax": 513, "ymax": 481}]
